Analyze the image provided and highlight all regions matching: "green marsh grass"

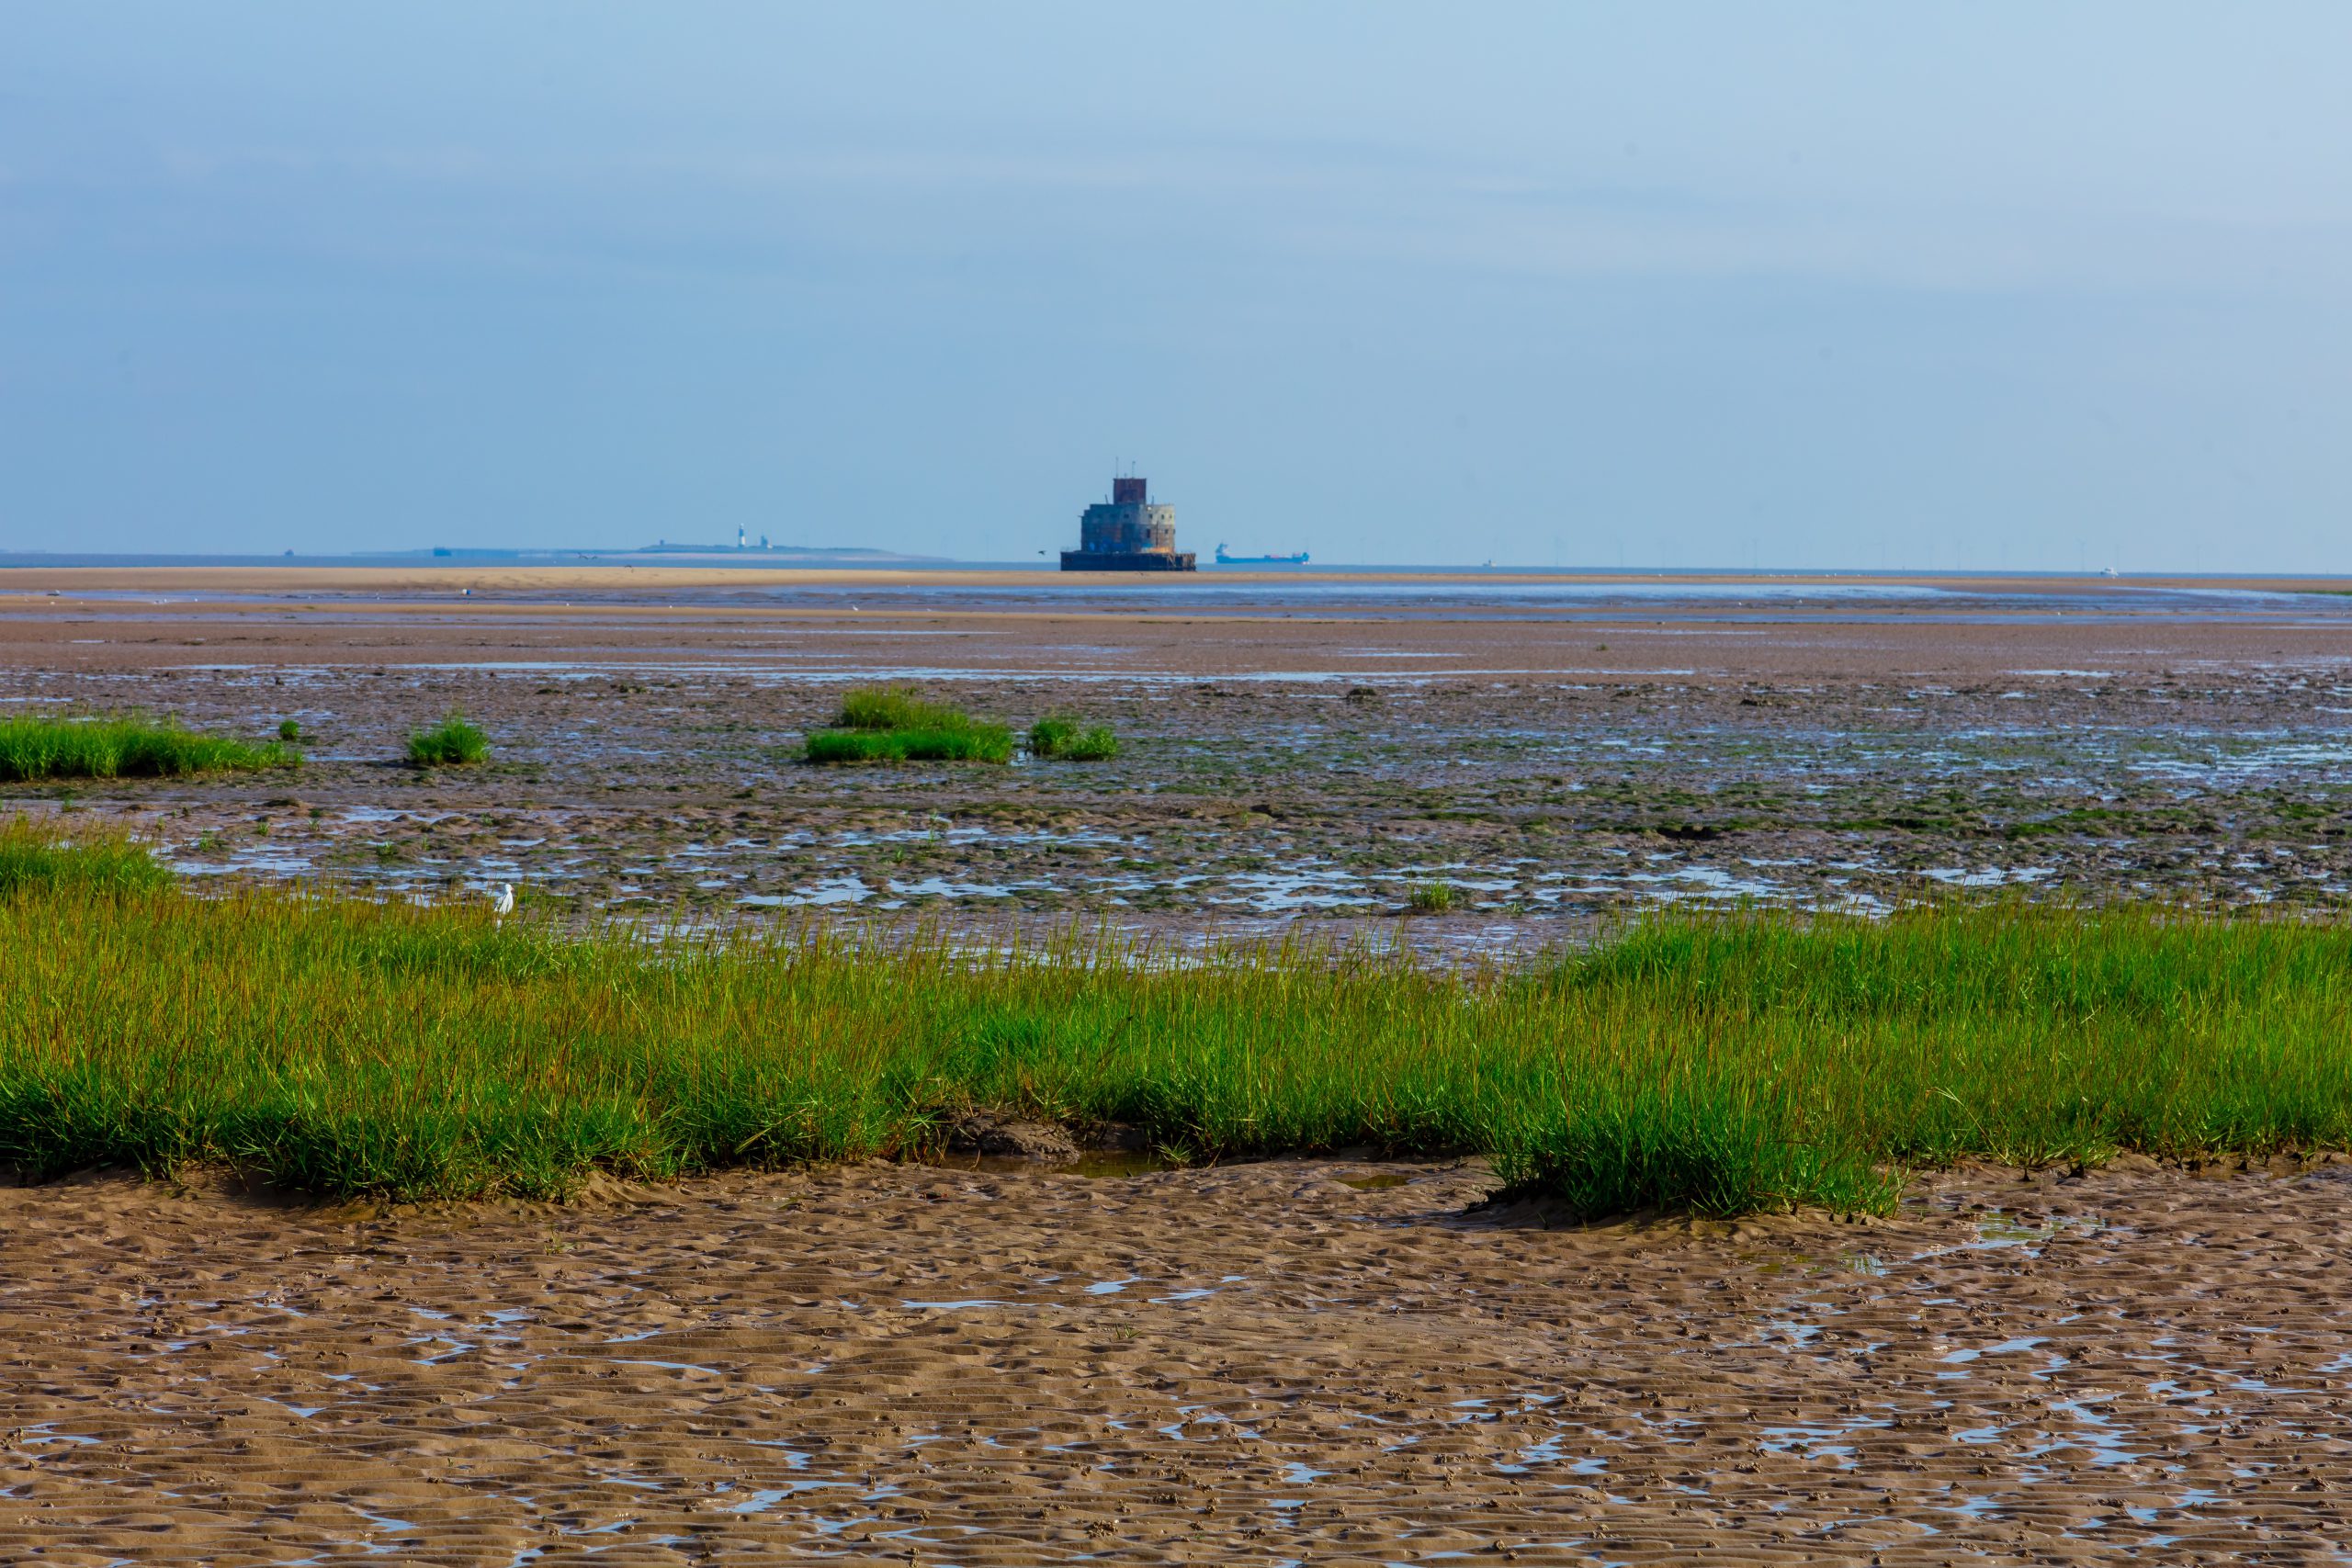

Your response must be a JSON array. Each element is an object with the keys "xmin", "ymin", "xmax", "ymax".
[
  {"xmin": 805, "ymin": 728, "xmax": 1013, "ymax": 764},
  {"xmin": 0, "ymin": 714, "xmax": 298, "ymax": 782},
  {"xmin": 408, "ymin": 714, "xmax": 491, "ymax": 766},
  {"xmin": 4, "ymin": 839, "xmax": 2349, "ymax": 1211},
  {"xmin": 1029, "ymin": 716, "xmax": 1118, "ymax": 761},
  {"xmin": 837, "ymin": 686, "xmax": 967, "ymax": 731},
  {"xmin": 806, "ymin": 685, "xmax": 1012, "ymax": 764},
  {"xmin": 1406, "ymin": 881, "xmax": 1456, "ymax": 914},
  {"xmin": 0, "ymin": 818, "xmax": 169, "ymax": 896}
]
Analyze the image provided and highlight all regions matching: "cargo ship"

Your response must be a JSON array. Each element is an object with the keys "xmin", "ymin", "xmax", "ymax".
[{"xmin": 1214, "ymin": 544, "xmax": 1310, "ymax": 566}]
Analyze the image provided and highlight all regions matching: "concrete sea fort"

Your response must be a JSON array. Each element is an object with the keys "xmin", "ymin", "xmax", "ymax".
[{"xmin": 1059, "ymin": 476, "xmax": 1196, "ymax": 571}]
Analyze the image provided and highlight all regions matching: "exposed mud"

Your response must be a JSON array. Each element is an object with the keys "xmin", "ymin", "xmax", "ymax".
[
  {"xmin": 4, "ymin": 1159, "xmax": 2349, "ymax": 1564},
  {"xmin": 4, "ymin": 572, "xmax": 2350, "ymax": 948}
]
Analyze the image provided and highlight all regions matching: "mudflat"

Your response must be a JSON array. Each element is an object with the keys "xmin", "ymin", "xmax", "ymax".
[
  {"xmin": 3, "ymin": 1158, "xmax": 2347, "ymax": 1565},
  {"xmin": 6, "ymin": 569, "xmax": 2352, "ymax": 1562},
  {"xmin": 4, "ymin": 569, "xmax": 2348, "ymax": 934}
]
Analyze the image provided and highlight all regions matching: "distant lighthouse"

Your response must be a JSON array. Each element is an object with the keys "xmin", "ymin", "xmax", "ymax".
[{"xmin": 1059, "ymin": 475, "xmax": 1196, "ymax": 572}]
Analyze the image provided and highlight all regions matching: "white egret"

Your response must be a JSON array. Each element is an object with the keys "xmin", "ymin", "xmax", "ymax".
[{"xmin": 490, "ymin": 882, "xmax": 515, "ymax": 919}]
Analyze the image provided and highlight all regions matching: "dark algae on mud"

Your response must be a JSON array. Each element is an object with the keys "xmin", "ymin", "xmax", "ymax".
[
  {"xmin": 4, "ymin": 827, "xmax": 2350, "ymax": 1214},
  {"xmin": 22, "ymin": 660, "xmax": 2352, "ymax": 921}
]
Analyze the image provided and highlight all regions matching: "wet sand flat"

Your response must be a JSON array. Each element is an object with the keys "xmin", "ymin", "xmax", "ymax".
[
  {"xmin": 5, "ymin": 569, "xmax": 2350, "ymax": 931},
  {"xmin": 6, "ymin": 567, "xmax": 2352, "ymax": 685},
  {"xmin": 3, "ymin": 1160, "xmax": 2348, "ymax": 1565}
]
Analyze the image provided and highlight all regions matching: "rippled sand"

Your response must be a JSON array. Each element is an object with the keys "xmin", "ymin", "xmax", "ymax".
[{"xmin": 4, "ymin": 1157, "xmax": 2347, "ymax": 1563}]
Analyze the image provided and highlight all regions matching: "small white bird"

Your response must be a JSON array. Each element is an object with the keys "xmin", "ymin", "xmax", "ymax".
[{"xmin": 490, "ymin": 882, "xmax": 515, "ymax": 919}]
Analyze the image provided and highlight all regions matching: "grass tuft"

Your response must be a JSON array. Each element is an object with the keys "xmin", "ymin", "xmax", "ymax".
[
  {"xmin": 0, "ymin": 714, "xmax": 299, "ymax": 783},
  {"xmin": 807, "ymin": 685, "xmax": 1012, "ymax": 764},
  {"xmin": 1, "ymin": 832, "xmax": 2347, "ymax": 1215},
  {"xmin": 0, "ymin": 818, "xmax": 169, "ymax": 897},
  {"xmin": 1029, "ymin": 716, "xmax": 1119, "ymax": 761},
  {"xmin": 1405, "ymin": 881, "xmax": 1456, "ymax": 914},
  {"xmin": 408, "ymin": 714, "xmax": 491, "ymax": 766},
  {"xmin": 837, "ymin": 685, "xmax": 967, "ymax": 731},
  {"xmin": 807, "ymin": 728, "xmax": 1014, "ymax": 764}
]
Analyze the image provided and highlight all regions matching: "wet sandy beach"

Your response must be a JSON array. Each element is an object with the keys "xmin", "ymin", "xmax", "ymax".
[
  {"xmin": 5, "ymin": 569, "xmax": 2352, "ymax": 1561},
  {"xmin": 4, "ymin": 1158, "xmax": 2349, "ymax": 1565}
]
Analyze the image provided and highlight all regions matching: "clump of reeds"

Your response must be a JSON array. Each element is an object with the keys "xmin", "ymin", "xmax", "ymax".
[
  {"xmin": 1405, "ymin": 881, "xmax": 1455, "ymax": 914},
  {"xmin": 837, "ymin": 686, "xmax": 967, "ymax": 731},
  {"xmin": 1028, "ymin": 716, "xmax": 1118, "ymax": 761},
  {"xmin": 4, "ymin": 822, "xmax": 2349, "ymax": 1217},
  {"xmin": 806, "ymin": 685, "xmax": 1012, "ymax": 764},
  {"xmin": 0, "ymin": 714, "xmax": 300, "ymax": 782},
  {"xmin": 408, "ymin": 713, "xmax": 491, "ymax": 766},
  {"xmin": 0, "ymin": 818, "xmax": 169, "ymax": 896},
  {"xmin": 806, "ymin": 729, "xmax": 1013, "ymax": 763}
]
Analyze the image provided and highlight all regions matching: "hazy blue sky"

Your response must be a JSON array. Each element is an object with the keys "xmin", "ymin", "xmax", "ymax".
[{"xmin": 5, "ymin": 5, "xmax": 2348, "ymax": 569}]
